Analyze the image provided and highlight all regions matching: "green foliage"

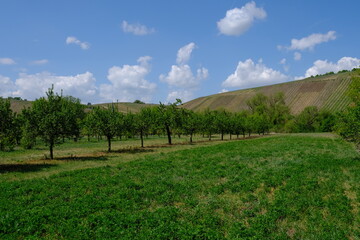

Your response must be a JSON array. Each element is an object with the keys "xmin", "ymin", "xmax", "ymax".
[
  {"xmin": 251, "ymin": 112, "xmax": 271, "ymax": 135},
  {"xmin": 335, "ymin": 74, "xmax": 360, "ymax": 146},
  {"xmin": 31, "ymin": 87, "xmax": 84, "ymax": 159},
  {"xmin": 348, "ymin": 72, "xmax": 360, "ymax": 104},
  {"xmin": 213, "ymin": 109, "xmax": 231, "ymax": 140},
  {"xmin": 133, "ymin": 99, "xmax": 145, "ymax": 104},
  {"xmin": 317, "ymin": 110, "xmax": 336, "ymax": 132},
  {"xmin": 19, "ymin": 108, "xmax": 38, "ymax": 149},
  {"xmin": 246, "ymin": 92, "xmax": 290, "ymax": 132},
  {"xmin": 246, "ymin": 93, "xmax": 269, "ymax": 115},
  {"xmin": 62, "ymin": 96, "xmax": 85, "ymax": 141},
  {"xmin": 294, "ymin": 106, "xmax": 319, "ymax": 132},
  {"xmin": 0, "ymin": 98, "xmax": 17, "ymax": 151},
  {"xmin": 1, "ymin": 136, "xmax": 359, "ymax": 239},
  {"xmin": 268, "ymin": 92, "xmax": 291, "ymax": 130},
  {"xmin": 156, "ymin": 99, "xmax": 182, "ymax": 145},
  {"xmin": 85, "ymin": 104, "xmax": 124, "ymax": 152},
  {"xmin": 230, "ymin": 110, "xmax": 248, "ymax": 138},
  {"xmin": 200, "ymin": 108, "xmax": 216, "ymax": 140},
  {"xmin": 132, "ymin": 107, "xmax": 156, "ymax": 147},
  {"xmin": 179, "ymin": 108, "xmax": 201, "ymax": 143}
]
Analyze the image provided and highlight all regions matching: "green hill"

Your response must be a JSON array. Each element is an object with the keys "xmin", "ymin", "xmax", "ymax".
[
  {"xmin": 8, "ymin": 99, "xmax": 33, "ymax": 113},
  {"xmin": 92, "ymin": 102, "xmax": 157, "ymax": 113},
  {"xmin": 8, "ymin": 100, "xmax": 155, "ymax": 114},
  {"xmin": 182, "ymin": 71, "xmax": 358, "ymax": 114}
]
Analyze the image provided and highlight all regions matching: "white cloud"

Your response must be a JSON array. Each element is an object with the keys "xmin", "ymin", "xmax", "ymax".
[
  {"xmin": 160, "ymin": 65, "xmax": 208, "ymax": 89},
  {"xmin": 219, "ymin": 89, "xmax": 229, "ymax": 93},
  {"xmin": 303, "ymin": 56, "xmax": 360, "ymax": 78},
  {"xmin": 11, "ymin": 72, "xmax": 97, "ymax": 103},
  {"xmin": 166, "ymin": 90, "xmax": 194, "ymax": 103},
  {"xmin": 280, "ymin": 58, "xmax": 289, "ymax": 72},
  {"xmin": 0, "ymin": 75, "xmax": 16, "ymax": 97},
  {"xmin": 280, "ymin": 58, "xmax": 287, "ymax": 65},
  {"xmin": 0, "ymin": 58, "xmax": 16, "ymax": 65},
  {"xmin": 217, "ymin": 1, "xmax": 266, "ymax": 36},
  {"xmin": 121, "ymin": 21, "xmax": 155, "ymax": 36},
  {"xmin": 176, "ymin": 42, "xmax": 196, "ymax": 65},
  {"xmin": 30, "ymin": 59, "xmax": 48, "ymax": 65},
  {"xmin": 294, "ymin": 52, "xmax": 302, "ymax": 61},
  {"xmin": 222, "ymin": 59, "xmax": 289, "ymax": 89},
  {"xmin": 99, "ymin": 56, "xmax": 156, "ymax": 103},
  {"xmin": 66, "ymin": 36, "xmax": 90, "ymax": 50},
  {"xmin": 282, "ymin": 31, "xmax": 336, "ymax": 51},
  {"xmin": 161, "ymin": 43, "xmax": 208, "ymax": 102}
]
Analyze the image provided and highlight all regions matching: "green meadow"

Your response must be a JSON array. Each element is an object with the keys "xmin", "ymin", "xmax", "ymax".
[{"xmin": 0, "ymin": 134, "xmax": 359, "ymax": 239}]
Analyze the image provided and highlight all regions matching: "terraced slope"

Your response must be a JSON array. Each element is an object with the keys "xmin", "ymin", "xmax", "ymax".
[{"xmin": 183, "ymin": 72, "xmax": 357, "ymax": 114}]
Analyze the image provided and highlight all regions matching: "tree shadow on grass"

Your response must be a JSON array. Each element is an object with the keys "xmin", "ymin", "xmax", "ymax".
[
  {"xmin": 0, "ymin": 163, "xmax": 56, "ymax": 174},
  {"xmin": 55, "ymin": 156, "xmax": 108, "ymax": 161},
  {"xmin": 111, "ymin": 148, "xmax": 154, "ymax": 154}
]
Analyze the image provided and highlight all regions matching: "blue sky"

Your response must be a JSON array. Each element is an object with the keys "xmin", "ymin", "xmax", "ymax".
[{"xmin": 1, "ymin": 0, "xmax": 359, "ymax": 104}]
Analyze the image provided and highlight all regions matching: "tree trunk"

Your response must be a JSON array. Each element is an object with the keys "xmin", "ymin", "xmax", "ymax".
[
  {"xmin": 221, "ymin": 132, "xmax": 224, "ymax": 140},
  {"xmin": 190, "ymin": 132, "xmax": 193, "ymax": 143},
  {"xmin": 230, "ymin": 134, "xmax": 232, "ymax": 140},
  {"xmin": 107, "ymin": 136, "xmax": 111, "ymax": 152},
  {"xmin": 49, "ymin": 140, "xmax": 54, "ymax": 160},
  {"xmin": 165, "ymin": 125, "xmax": 172, "ymax": 145},
  {"xmin": 140, "ymin": 129, "xmax": 144, "ymax": 148}
]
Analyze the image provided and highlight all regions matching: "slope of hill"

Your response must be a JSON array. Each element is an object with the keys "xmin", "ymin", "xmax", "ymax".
[
  {"xmin": 92, "ymin": 102, "xmax": 157, "ymax": 113},
  {"xmin": 183, "ymin": 71, "xmax": 358, "ymax": 114},
  {"xmin": 9, "ymin": 99, "xmax": 33, "ymax": 113},
  {"xmin": 8, "ymin": 100, "xmax": 156, "ymax": 114}
]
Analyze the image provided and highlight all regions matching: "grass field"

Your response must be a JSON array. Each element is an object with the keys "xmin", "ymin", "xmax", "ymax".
[{"xmin": 0, "ymin": 134, "xmax": 359, "ymax": 239}]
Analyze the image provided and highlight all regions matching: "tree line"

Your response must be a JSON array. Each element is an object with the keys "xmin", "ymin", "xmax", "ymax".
[{"xmin": 1, "ymin": 73, "xmax": 359, "ymax": 158}]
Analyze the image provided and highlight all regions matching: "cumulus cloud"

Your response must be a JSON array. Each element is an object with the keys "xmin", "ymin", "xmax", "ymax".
[
  {"xmin": 294, "ymin": 52, "xmax": 302, "ymax": 61},
  {"xmin": 99, "ymin": 56, "xmax": 156, "ymax": 103},
  {"xmin": 160, "ymin": 43, "xmax": 208, "ymax": 102},
  {"xmin": 160, "ymin": 65, "xmax": 208, "ymax": 89},
  {"xmin": 0, "ymin": 58, "xmax": 16, "ymax": 65},
  {"xmin": 10, "ymin": 72, "xmax": 97, "ymax": 103},
  {"xmin": 66, "ymin": 36, "xmax": 90, "ymax": 50},
  {"xmin": 302, "ymin": 57, "xmax": 360, "ymax": 78},
  {"xmin": 217, "ymin": 1, "xmax": 266, "ymax": 36},
  {"xmin": 219, "ymin": 89, "xmax": 229, "ymax": 93},
  {"xmin": 0, "ymin": 75, "xmax": 16, "ymax": 97},
  {"xmin": 280, "ymin": 31, "xmax": 336, "ymax": 51},
  {"xmin": 280, "ymin": 58, "xmax": 286, "ymax": 65},
  {"xmin": 30, "ymin": 59, "xmax": 48, "ymax": 65},
  {"xmin": 279, "ymin": 58, "xmax": 289, "ymax": 72},
  {"xmin": 222, "ymin": 59, "xmax": 289, "ymax": 89},
  {"xmin": 166, "ymin": 90, "xmax": 194, "ymax": 103},
  {"xmin": 176, "ymin": 42, "xmax": 196, "ymax": 65},
  {"xmin": 121, "ymin": 21, "xmax": 155, "ymax": 36}
]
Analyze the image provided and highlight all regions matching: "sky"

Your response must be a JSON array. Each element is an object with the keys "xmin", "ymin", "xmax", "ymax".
[{"xmin": 1, "ymin": 0, "xmax": 360, "ymax": 104}]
